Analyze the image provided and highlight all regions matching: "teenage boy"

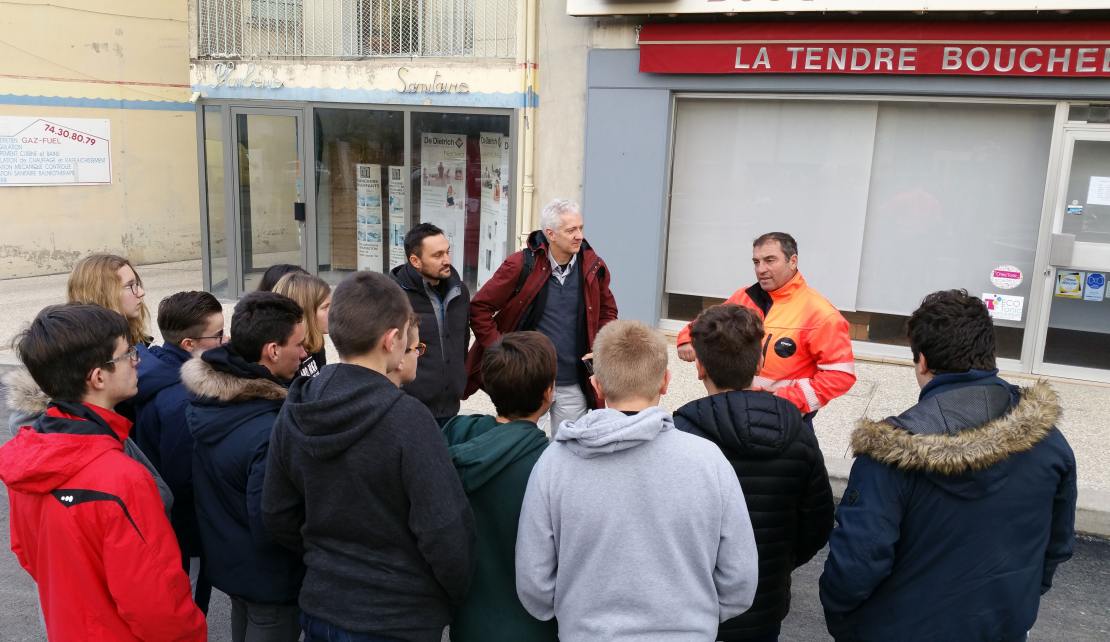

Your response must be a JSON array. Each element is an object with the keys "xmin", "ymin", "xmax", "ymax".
[
  {"xmin": 263, "ymin": 271, "xmax": 475, "ymax": 642},
  {"xmin": 0, "ymin": 304, "xmax": 205, "ymax": 641},
  {"xmin": 132, "ymin": 290, "xmax": 226, "ymax": 611},
  {"xmin": 387, "ymin": 316, "xmax": 424, "ymax": 388},
  {"xmin": 443, "ymin": 331, "xmax": 559, "ymax": 642},
  {"xmin": 184, "ymin": 291, "xmax": 307, "ymax": 642},
  {"xmin": 515, "ymin": 320, "xmax": 758, "ymax": 642},
  {"xmin": 820, "ymin": 290, "xmax": 1076, "ymax": 641},
  {"xmin": 674, "ymin": 304, "xmax": 834, "ymax": 642}
]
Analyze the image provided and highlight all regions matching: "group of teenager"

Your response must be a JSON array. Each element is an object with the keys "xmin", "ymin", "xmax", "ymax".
[{"xmin": 0, "ymin": 197, "xmax": 1080, "ymax": 642}]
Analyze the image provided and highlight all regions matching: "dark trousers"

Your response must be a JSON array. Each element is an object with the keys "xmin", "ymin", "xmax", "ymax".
[
  {"xmin": 723, "ymin": 624, "xmax": 781, "ymax": 642},
  {"xmin": 300, "ymin": 612, "xmax": 440, "ymax": 642},
  {"xmin": 229, "ymin": 597, "xmax": 300, "ymax": 642}
]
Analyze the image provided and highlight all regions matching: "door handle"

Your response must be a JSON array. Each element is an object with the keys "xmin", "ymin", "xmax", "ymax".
[{"xmin": 293, "ymin": 202, "xmax": 306, "ymax": 222}]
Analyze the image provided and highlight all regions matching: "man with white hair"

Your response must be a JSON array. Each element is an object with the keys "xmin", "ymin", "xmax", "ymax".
[{"xmin": 465, "ymin": 199, "xmax": 618, "ymax": 435}]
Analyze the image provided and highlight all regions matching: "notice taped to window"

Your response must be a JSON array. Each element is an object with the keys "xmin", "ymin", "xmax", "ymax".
[{"xmin": 0, "ymin": 117, "xmax": 111, "ymax": 186}]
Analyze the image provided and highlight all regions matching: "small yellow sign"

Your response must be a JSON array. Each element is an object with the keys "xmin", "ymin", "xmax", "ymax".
[{"xmin": 1056, "ymin": 271, "xmax": 1084, "ymax": 299}]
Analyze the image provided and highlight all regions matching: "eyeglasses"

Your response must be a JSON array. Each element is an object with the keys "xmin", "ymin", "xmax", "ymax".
[
  {"xmin": 406, "ymin": 342, "xmax": 427, "ymax": 357},
  {"xmin": 191, "ymin": 329, "xmax": 225, "ymax": 342},
  {"xmin": 121, "ymin": 281, "xmax": 144, "ymax": 296},
  {"xmin": 104, "ymin": 345, "xmax": 139, "ymax": 366}
]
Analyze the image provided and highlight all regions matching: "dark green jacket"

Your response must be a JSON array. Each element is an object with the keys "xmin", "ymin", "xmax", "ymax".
[{"xmin": 442, "ymin": 415, "xmax": 557, "ymax": 642}]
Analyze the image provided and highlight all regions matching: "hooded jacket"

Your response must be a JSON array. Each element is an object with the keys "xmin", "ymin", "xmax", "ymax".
[
  {"xmin": 442, "ymin": 415, "xmax": 557, "ymax": 642},
  {"xmin": 391, "ymin": 262, "xmax": 471, "ymax": 418},
  {"xmin": 676, "ymin": 272, "xmax": 856, "ymax": 414},
  {"xmin": 262, "ymin": 363, "xmax": 475, "ymax": 642},
  {"xmin": 0, "ymin": 401, "xmax": 205, "ymax": 642},
  {"xmin": 132, "ymin": 343, "xmax": 201, "ymax": 557},
  {"xmin": 3, "ymin": 367, "xmax": 174, "ymax": 515},
  {"xmin": 819, "ymin": 372, "xmax": 1077, "ymax": 642},
  {"xmin": 675, "ymin": 390, "xmax": 834, "ymax": 640},
  {"xmin": 183, "ymin": 345, "xmax": 304, "ymax": 604},
  {"xmin": 515, "ymin": 407, "xmax": 759, "ymax": 642},
  {"xmin": 465, "ymin": 230, "xmax": 618, "ymax": 407}
]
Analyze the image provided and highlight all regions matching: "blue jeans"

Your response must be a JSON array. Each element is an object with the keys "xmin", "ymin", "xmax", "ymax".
[{"xmin": 299, "ymin": 613, "xmax": 413, "ymax": 642}]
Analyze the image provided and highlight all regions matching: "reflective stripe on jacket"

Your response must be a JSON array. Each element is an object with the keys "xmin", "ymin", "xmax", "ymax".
[{"xmin": 678, "ymin": 272, "xmax": 855, "ymax": 414}]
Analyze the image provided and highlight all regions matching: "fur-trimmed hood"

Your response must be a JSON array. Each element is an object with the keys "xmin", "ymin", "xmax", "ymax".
[
  {"xmin": 180, "ymin": 356, "xmax": 287, "ymax": 404},
  {"xmin": 2, "ymin": 367, "xmax": 49, "ymax": 422},
  {"xmin": 852, "ymin": 380, "xmax": 1059, "ymax": 482}
]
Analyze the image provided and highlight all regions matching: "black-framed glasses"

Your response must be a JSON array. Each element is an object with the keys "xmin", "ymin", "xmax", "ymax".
[
  {"xmin": 104, "ymin": 345, "xmax": 139, "ymax": 366},
  {"xmin": 406, "ymin": 342, "xmax": 427, "ymax": 357},
  {"xmin": 121, "ymin": 281, "xmax": 144, "ymax": 296},
  {"xmin": 191, "ymin": 329, "xmax": 225, "ymax": 342}
]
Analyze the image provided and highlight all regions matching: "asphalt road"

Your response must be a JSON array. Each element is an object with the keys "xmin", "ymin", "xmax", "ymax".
[{"xmin": 0, "ymin": 365, "xmax": 1106, "ymax": 641}]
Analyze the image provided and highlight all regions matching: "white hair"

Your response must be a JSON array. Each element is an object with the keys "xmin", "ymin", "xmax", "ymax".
[{"xmin": 540, "ymin": 198, "xmax": 581, "ymax": 233}]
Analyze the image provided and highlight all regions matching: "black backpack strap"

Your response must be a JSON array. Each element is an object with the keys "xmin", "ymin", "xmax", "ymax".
[{"xmin": 511, "ymin": 249, "xmax": 535, "ymax": 297}]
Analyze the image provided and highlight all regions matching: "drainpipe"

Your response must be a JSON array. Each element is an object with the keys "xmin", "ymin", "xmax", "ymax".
[{"xmin": 515, "ymin": 0, "xmax": 539, "ymax": 247}]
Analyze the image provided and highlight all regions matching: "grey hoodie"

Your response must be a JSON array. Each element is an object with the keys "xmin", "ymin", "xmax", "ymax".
[{"xmin": 515, "ymin": 406, "xmax": 758, "ymax": 642}]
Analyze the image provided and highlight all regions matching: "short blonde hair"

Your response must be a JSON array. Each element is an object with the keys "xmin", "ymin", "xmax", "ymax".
[
  {"xmin": 592, "ymin": 320, "xmax": 668, "ymax": 403},
  {"xmin": 67, "ymin": 253, "xmax": 150, "ymax": 346},
  {"xmin": 272, "ymin": 272, "xmax": 331, "ymax": 353}
]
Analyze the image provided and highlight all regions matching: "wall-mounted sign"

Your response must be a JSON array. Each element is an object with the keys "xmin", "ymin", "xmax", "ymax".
[
  {"xmin": 982, "ymin": 293, "xmax": 1024, "ymax": 322},
  {"xmin": 990, "ymin": 265, "xmax": 1023, "ymax": 290},
  {"xmin": 0, "ymin": 116, "xmax": 110, "ymax": 186},
  {"xmin": 212, "ymin": 61, "xmax": 284, "ymax": 89},
  {"xmin": 570, "ymin": 0, "xmax": 1103, "ymax": 16},
  {"xmin": 639, "ymin": 22, "xmax": 1110, "ymax": 77},
  {"xmin": 397, "ymin": 68, "xmax": 470, "ymax": 94},
  {"xmin": 1056, "ymin": 271, "xmax": 1084, "ymax": 298}
]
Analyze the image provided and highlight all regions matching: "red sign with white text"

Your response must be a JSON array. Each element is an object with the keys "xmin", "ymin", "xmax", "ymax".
[{"xmin": 639, "ymin": 22, "xmax": 1110, "ymax": 77}]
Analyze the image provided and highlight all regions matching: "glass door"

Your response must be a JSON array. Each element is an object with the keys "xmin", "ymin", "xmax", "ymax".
[
  {"xmin": 1034, "ymin": 128, "xmax": 1110, "ymax": 380},
  {"xmin": 231, "ymin": 108, "xmax": 307, "ymax": 292}
]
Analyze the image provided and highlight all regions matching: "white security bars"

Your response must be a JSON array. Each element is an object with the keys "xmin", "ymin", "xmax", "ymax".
[{"xmin": 198, "ymin": 0, "xmax": 516, "ymax": 58}]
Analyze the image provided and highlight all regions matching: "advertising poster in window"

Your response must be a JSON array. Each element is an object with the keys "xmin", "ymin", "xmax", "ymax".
[
  {"xmin": 356, "ymin": 163, "xmax": 384, "ymax": 272},
  {"xmin": 478, "ymin": 133, "xmax": 510, "ymax": 289},
  {"xmin": 388, "ymin": 165, "xmax": 407, "ymax": 270},
  {"xmin": 419, "ymin": 133, "xmax": 467, "ymax": 252}
]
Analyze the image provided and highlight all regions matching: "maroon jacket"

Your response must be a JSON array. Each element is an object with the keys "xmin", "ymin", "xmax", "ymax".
[{"xmin": 465, "ymin": 231, "xmax": 618, "ymax": 405}]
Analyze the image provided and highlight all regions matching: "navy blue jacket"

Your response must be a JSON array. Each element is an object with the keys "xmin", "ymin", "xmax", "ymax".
[
  {"xmin": 820, "ymin": 371, "xmax": 1077, "ymax": 642},
  {"xmin": 133, "ymin": 343, "xmax": 200, "ymax": 557},
  {"xmin": 183, "ymin": 346, "xmax": 304, "ymax": 604}
]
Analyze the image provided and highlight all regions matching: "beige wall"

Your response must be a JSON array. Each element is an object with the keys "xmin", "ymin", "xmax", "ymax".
[
  {"xmin": 0, "ymin": 1, "xmax": 198, "ymax": 279},
  {"xmin": 532, "ymin": 13, "xmax": 637, "ymax": 220}
]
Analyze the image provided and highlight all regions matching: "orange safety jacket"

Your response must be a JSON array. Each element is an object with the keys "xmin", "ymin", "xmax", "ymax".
[{"xmin": 677, "ymin": 272, "xmax": 856, "ymax": 414}]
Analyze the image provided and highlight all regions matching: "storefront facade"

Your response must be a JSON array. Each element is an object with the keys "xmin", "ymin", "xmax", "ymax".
[
  {"xmin": 190, "ymin": 0, "xmax": 533, "ymax": 296},
  {"xmin": 571, "ymin": 8, "xmax": 1110, "ymax": 382}
]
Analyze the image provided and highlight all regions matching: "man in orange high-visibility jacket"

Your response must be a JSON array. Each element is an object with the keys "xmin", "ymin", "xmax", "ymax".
[{"xmin": 677, "ymin": 232, "xmax": 855, "ymax": 419}]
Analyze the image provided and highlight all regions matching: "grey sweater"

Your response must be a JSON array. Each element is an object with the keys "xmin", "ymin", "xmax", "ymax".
[{"xmin": 515, "ymin": 406, "xmax": 758, "ymax": 642}]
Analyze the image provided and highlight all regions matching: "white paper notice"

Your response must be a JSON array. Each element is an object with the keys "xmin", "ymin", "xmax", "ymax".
[
  {"xmin": 388, "ymin": 165, "xmax": 407, "ymax": 271},
  {"xmin": 356, "ymin": 164, "xmax": 384, "ymax": 272},
  {"xmin": 0, "ymin": 116, "xmax": 111, "ymax": 186},
  {"xmin": 419, "ymin": 133, "xmax": 467, "ymax": 252},
  {"xmin": 477, "ymin": 133, "xmax": 510, "ymax": 289},
  {"xmin": 1087, "ymin": 176, "xmax": 1110, "ymax": 206}
]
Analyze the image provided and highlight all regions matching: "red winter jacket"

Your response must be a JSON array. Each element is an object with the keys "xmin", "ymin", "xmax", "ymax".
[
  {"xmin": 465, "ymin": 231, "xmax": 618, "ymax": 405},
  {"xmin": 0, "ymin": 401, "xmax": 206, "ymax": 642}
]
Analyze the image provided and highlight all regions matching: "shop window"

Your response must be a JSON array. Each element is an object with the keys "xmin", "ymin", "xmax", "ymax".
[
  {"xmin": 314, "ymin": 108, "xmax": 404, "ymax": 285},
  {"xmin": 664, "ymin": 98, "xmax": 1054, "ymax": 361},
  {"xmin": 410, "ymin": 112, "xmax": 512, "ymax": 293}
]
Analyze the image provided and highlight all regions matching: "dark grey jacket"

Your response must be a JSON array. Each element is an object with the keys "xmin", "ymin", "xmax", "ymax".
[{"xmin": 390, "ymin": 263, "xmax": 470, "ymax": 419}]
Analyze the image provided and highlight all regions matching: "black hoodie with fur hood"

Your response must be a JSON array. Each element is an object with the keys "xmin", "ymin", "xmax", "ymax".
[{"xmin": 262, "ymin": 363, "xmax": 475, "ymax": 642}]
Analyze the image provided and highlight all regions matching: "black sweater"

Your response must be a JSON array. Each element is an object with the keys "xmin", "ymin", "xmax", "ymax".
[
  {"xmin": 262, "ymin": 363, "xmax": 475, "ymax": 641},
  {"xmin": 674, "ymin": 390, "xmax": 834, "ymax": 641}
]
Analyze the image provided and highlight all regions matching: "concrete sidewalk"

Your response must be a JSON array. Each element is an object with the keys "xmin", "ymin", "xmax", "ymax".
[{"xmin": 1, "ymin": 260, "xmax": 1107, "ymax": 535}]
